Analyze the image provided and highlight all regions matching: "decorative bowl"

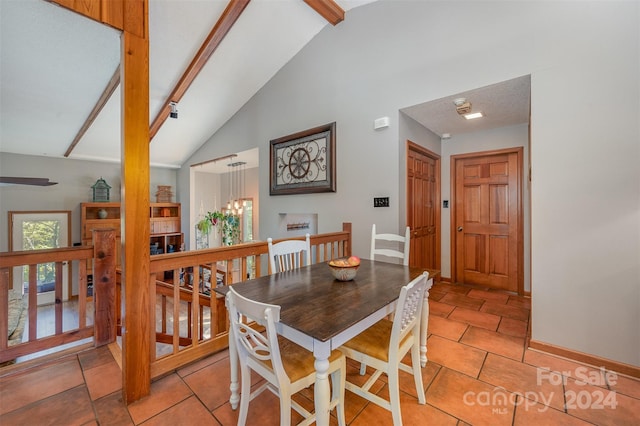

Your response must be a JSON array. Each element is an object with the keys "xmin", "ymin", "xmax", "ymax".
[{"xmin": 328, "ymin": 258, "xmax": 360, "ymax": 281}]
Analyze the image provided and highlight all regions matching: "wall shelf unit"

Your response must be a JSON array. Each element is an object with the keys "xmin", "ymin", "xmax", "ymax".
[{"xmin": 81, "ymin": 202, "xmax": 183, "ymax": 293}]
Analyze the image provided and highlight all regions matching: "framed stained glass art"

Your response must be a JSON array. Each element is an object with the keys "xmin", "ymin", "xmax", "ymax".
[{"xmin": 270, "ymin": 122, "xmax": 336, "ymax": 195}]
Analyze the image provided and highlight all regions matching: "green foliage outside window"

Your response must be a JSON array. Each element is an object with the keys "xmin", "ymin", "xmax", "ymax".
[{"xmin": 22, "ymin": 220, "xmax": 60, "ymax": 286}]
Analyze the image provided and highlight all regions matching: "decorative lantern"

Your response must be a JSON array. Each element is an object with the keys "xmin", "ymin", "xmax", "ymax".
[{"xmin": 91, "ymin": 177, "xmax": 111, "ymax": 202}]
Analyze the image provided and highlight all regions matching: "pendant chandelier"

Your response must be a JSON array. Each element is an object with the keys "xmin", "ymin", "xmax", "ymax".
[{"xmin": 226, "ymin": 160, "xmax": 246, "ymax": 216}]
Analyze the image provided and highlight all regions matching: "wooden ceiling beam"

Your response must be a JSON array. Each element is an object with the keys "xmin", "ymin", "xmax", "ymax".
[
  {"xmin": 64, "ymin": 65, "xmax": 120, "ymax": 157},
  {"xmin": 149, "ymin": 0, "xmax": 251, "ymax": 140},
  {"xmin": 304, "ymin": 0, "xmax": 345, "ymax": 25}
]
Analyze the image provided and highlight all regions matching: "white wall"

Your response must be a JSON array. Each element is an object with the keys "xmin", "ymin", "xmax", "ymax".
[
  {"xmin": 0, "ymin": 152, "xmax": 177, "ymax": 251},
  {"xmin": 190, "ymin": 167, "xmax": 260, "ymax": 249},
  {"xmin": 181, "ymin": 1, "xmax": 639, "ymax": 366}
]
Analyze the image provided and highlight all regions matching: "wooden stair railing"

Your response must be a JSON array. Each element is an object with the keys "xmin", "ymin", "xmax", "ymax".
[
  {"xmin": 0, "ymin": 229, "xmax": 116, "ymax": 366},
  {"xmin": 141, "ymin": 223, "xmax": 352, "ymax": 378}
]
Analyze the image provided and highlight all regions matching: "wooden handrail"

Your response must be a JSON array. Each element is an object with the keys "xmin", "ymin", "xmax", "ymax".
[
  {"xmin": 0, "ymin": 229, "xmax": 116, "ymax": 365},
  {"xmin": 146, "ymin": 223, "xmax": 352, "ymax": 378}
]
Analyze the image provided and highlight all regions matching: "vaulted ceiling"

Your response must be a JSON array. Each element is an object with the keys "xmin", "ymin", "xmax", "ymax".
[
  {"xmin": 0, "ymin": 0, "xmax": 375, "ymax": 171},
  {"xmin": 1, "ymin": 0, "xmax": 529, "ymax": 177}
]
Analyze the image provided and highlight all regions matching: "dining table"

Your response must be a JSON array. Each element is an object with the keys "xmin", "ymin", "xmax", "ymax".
[{"xmin": 214, "ymin": 259, "xmax": 437, "ymax": 426}]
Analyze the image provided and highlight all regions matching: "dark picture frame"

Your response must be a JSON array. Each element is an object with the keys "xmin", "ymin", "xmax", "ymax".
[{"xmin": 270, "ymin": 122, "xmax": 336, "ymax": 195}]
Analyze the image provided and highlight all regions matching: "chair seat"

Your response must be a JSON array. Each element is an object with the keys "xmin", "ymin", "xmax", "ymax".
[
  {"xmin": 341, "ymin": 319, "xmax": 411, "ymax": 363},
  {"xmin": 258, "ymin": 336, "xmax": 343, "ymax": 383}
]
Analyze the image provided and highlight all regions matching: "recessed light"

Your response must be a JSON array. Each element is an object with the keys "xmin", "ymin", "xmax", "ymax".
[{"xmin": 463, "ymin": 112, "xmax": 483, "ymax": 120}]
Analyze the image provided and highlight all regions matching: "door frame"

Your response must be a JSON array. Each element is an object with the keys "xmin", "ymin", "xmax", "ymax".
[
  {"xmin": 406, "ymin": 140, "xmax": 441, "ymax": 273},
  {"xmin": 8, "ymin": 210, "xmax": 73, "ymax": 303},
  {"xmin": 450, "ymin": 147, "xmax": 524, "ymax": 294}
]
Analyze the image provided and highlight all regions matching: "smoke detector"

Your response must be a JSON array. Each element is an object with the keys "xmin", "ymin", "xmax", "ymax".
[{"xmin": 453, "ymin": 98, "xmax": 472, "ymax": 115}]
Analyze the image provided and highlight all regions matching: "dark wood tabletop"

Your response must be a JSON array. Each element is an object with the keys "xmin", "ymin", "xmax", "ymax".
[{"xmin": 214, "ymin": 259, "xmax": 433, "ymax": 342}]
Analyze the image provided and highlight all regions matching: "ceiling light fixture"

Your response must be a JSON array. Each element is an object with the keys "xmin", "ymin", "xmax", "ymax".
[
  {"xmin": 454, "ymin": 97, "xmax": 483, "ymax": 120},
  {"xmin": 453, "ymin": 98, "xmax": 472, "ymax": 115},
  {"xmin": 169, "ymin": 102, "xmax": 178, "ymax": 119},
  {"xmin": 226, "ymin": 161, "xmax": 246, "ymax": 216},
  {"xmin": 463, "ymin": 112, "xmax": 484, "ymax": 120}
]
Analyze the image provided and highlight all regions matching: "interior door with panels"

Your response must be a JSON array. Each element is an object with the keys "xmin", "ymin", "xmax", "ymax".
[
  {"xmin": 407, "ymin": 141, "xmax": 440, "ymax": 271},
  {"xmin": 453, "ymin": 148, "xmax": 522, "ymax": 293}
]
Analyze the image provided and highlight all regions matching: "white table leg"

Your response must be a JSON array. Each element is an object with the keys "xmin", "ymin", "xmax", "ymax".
[
  {"xmin": 314, "ymin": 352, "xmax": 331, "ymax": 426},
  {"xmin": 228, "ymin": 316, "xmax": 240, "ymax": 410},
  {"xmin": 420, "ymin": 277, "xmax": 433, "ymax": 367}
]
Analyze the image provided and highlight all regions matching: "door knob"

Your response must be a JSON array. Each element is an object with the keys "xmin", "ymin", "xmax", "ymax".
[{"xmin": 457, "ymin": 226, "xmax": 463, "ymax": 232}]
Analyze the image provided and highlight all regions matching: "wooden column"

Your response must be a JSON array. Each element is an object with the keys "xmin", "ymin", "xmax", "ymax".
[
  {"xmin": 121, "ymin": 1, "xmax": 150, "ymax": 404},
  {"xmin": 93, "ymin": 229, "xmax": 116, "ymax": 346},
  {"xmin": 45, "ymin": 0, "xmax": 150, "ymax": 404}
]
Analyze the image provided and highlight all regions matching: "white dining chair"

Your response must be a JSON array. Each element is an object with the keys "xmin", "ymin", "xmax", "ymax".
[
  {"xmin": 370, "ymin": 224, "xmax": 410, "ymax": 266},
  {"xmin": 227, "ymin": 286, "xmax": 346, "ymax": 426},
  {"xmin": 365, "ymin": 223, "xmax": 412, "ymax": 374},
  {"xmin": 339, "ymin": 272, "xmax": 429, "ymax": 426},
  {"xmin": 267, "ymin": 233, "xmax": 311, "ymax": 273}
]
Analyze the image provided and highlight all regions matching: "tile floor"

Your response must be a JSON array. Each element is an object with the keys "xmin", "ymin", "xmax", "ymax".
[{"xmin": 1, "ymin": 282, "xmax": 639, "ymax": 425}]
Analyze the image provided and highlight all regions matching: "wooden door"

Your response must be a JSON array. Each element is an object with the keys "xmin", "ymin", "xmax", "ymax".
[
  {"xmin": 407, "ymin": 142, "xmax": 440, "ymax": 271},
  {"xmin": 453, "ymin": 149, "xmax": 522, "ymax": 293}
]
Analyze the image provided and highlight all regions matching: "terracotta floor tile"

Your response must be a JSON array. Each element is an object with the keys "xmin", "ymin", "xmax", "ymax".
[
  {"xmin": 507, "ymin": 295, "xmax": 531, "ymax": 310},
  {"xmin": 608, "ymin": 373, "xmax": 640, "ymax": 399},
  {"xmin": 514, "ymin": 400, "xmax": 592, "ymax": 425},
  {"xmin": 78, "ymin": 345, "xmax": 116, "ymax": 371},
  {"xmin": 177, "ymin": 349, "xmax": 228, "ymax": 378},
  {"xmin": 428, "ymin": 288, "xmax": 447, "ymax": 302},
  {"xmin": 439, "ymin": 293, "xmax": 485, "ymax": 310},
  {"xmin": 460, "ymin": 327, "xmax": 524, "ymax": 361},
  {"xmin": 480, "ymin": 301, "xmax": 529, "ymax": 321},
  {"xmin": 426, "ymin": 368, "xmax": 515, "ymax": 426},
  {"xmin": 126, "ymin": 373, "xmax": 193, "ymax": 424},
  {"xmin": 368, "ymin": 357, "xmax": 440, "ymax": 403},
  {"xmin": 182, "ymin": 357, "xmax": 233, "ymax": 411},
  {"xmin": 141, "ymin": 395, "xmax": 216, "ymax": 425},
  {"xmin": 428, "ymin": 300, "xmax": 456, "ymax": 317},
  {"xmin": 0, "ymin": 385, "xmax": 95, "ymax": 426},
  {"xmin": 93, "ymin": 391, "xmax": 134, "ymax": 426},
  {"xmin": 497, "ymin": 317, "xmax": 528, "ymax": 338},
  {"xmin": 433, "ymin": 283, "xmax": 471, "ymax": 295},
  {"xmin": 427, "ymin": 315, "xmax": 468, "ymax": 341},
  {"xmin": 523, "ymin": 350, "xmax": 608, "ymax": 388},
  {"xmin": 449, "ymin": 307, "xmax": 501, "ymax": 331},
  {"xmin": 84, "ymin": 357, "xmax": 122, "ymax": 400},
  {"xmin": 426, "ymin": 335, "xmax": 486, "ymax": 378},
  {"xmin": 8, "ymin": 281, "xmax": 639, "ymax": 426},
  {"xmin": 350, "ymin": 392, "xmax": 458, "ymax": 426},
  {"xmin": 212, "ymin": 385, "xmax": 307, "ymax": 426},
  {"xmin": 0, "ymin": 358, "xmax": 84, "ymax": 415},
  {"xmin": 564, "ymin": 376, "xmax": 640, "ymax": 426},
  {"xmin": 478, "ymin": 353, "xmax": 565, "ymax": 411},
  {"xmin": 467, "ymin": 289, "xmax": 510, "ymax": 304}
]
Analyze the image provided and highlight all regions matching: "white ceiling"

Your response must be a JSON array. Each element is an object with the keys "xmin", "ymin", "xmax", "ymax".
[
  {"xmin": 0, "ymin": 0, "xmax": 375, "ymax": 170},
  {"xmin": 1, "ymin": 0, "xmax": 530, "ymax": 175},
  {"xmin": 402, "ymin": 75, "xmax": 531, "ymax": 138}
]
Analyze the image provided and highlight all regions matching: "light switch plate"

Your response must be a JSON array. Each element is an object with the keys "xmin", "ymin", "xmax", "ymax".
[{"xmin": 374, "ymin": 197, "xmax": 389, "ymax": 207}]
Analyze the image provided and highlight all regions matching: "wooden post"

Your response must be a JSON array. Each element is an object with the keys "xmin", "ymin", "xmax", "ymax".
[
  {"xmin": 0, "ymin": 269, "xmax": 8, "ymax": 350},
  {"xmin": 93, "ymin": 229, "xmax": 116, "ymax": 346},
  {"xmin": 342, "ymin": 222, "xmax": 352, "ymax": 257},
  {"xmin": 121, "ymin": 0, "xmax": 150, "ymax": 404},
  {"xmin": 43, "ymin": 0, "xmax": 150, "ymax": 405}
]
